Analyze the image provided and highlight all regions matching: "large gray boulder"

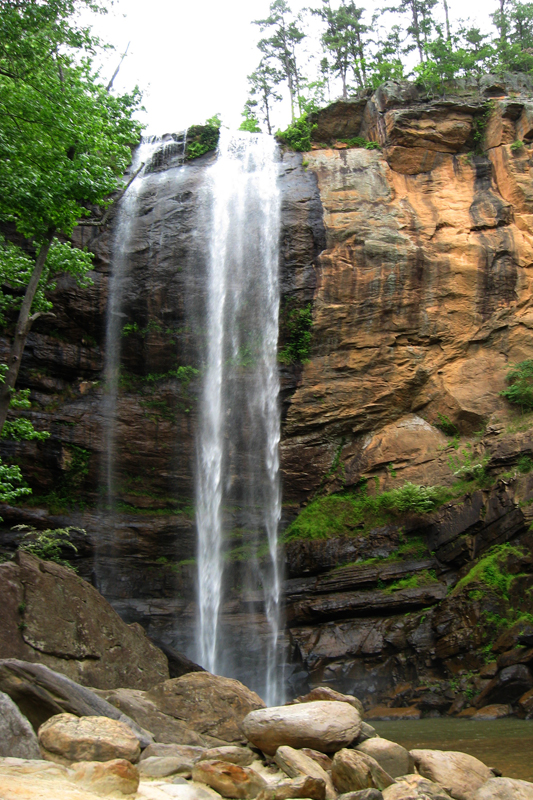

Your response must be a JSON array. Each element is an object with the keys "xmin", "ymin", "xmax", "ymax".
[
  {"xmin": 0, "ymin": 551, "xmax": 169, "ymax": 689},
  {"xmin": 473, "ymin": 778, "xmax": 533, "ymax": 800},
  {"xmin": 356, "ymin": 738, "xmax": 412, "ymax": 779},
  {"xmin": 0, "ymin": 659, "xmax": 152, "ymax": 747},
  {"xmin": 410, "ymin": 750, "xmax": 492, "ymax": 800},
  {"xmin": 0, "ymin": 690, "xmax": 40, "ymax": 759},
  {"xmin": 332, "ymin": 749, "xmax": 395, "ymax": 793},
  {"xmin": 243, "ymin": 701, "xmax": 361, "ymax": 756},
  {"xmin": 146, "ymin": 672, "xmax": 265, "ymax": 744},
  {"xmin": 38, "ymin": 713, "xmax": 141, "ymax": 764}
]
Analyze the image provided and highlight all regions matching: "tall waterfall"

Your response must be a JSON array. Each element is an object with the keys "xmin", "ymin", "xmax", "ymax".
[{"xmin": 196, "ymin": 130, "xmax": 283, "ymax": 705}]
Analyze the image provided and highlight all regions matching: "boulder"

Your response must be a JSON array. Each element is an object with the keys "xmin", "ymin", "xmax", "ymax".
[
  {"xmin": 243, "ymin": 701, "xmax": 361, "ymax": 756},
  {"xmin": 0, "ymin": 552, "xmax": 169, "ymax": 690},
  {"xmin": 383, "ymin": 774, "xmax": 452, "ymax": 800},
  {"xmin": 340, "ymin": 792, "xmax": 383, "ymax": 800},
  {"xmin": 475, "ymin": 666, "xmax": 533, "ymax": 707},
  {"xmin": 331, "ymin": 749, "xmax": 395, "ymax": 793},
  {"xmin": 410, "ymin": 750, "xmax": 492, "ymax": 800},
  {"xmin": 470, "ymin": 705, "xmax": 512, "ymax": 720},
  {"xmin": 356, "ymin": 739, "xmax": 412, "ymax": 779},
  {"xmin": 257, "ymin": 775, "xmax": 328, "ymax": 800},
  {"xmin": 38, "ymin": 713, "xmax": 141, "ymax": 765},
  {"xmin": 294, "ymin": 687, "xmax": 365, "ymax": 717},
  {"xmin": 0, "ymin": 756, "xmax": 97, "ymax": 800},
  {"xmin": 147, "ymin": 672, "xmax": 265, "ymax": 743},
  {"xmin": 95, "ymin": 686, "xmax": 215, "ymax": 746},
  {"xmin": 200, "ymin": 746, "xmax": 255, "ymax": 766},
  {"xmin": 0, "ymin": 690, "xmax": 41, "ymax": 759},
  {"xmin": 356, "ymin": 724, "xmax": 379, "ymax": 744},
  {"xmin": 274, "ymin": 744, "xmax": 335, "ymax": 799},
  {"xmin": 473, "ymin": 777, "xmax": 533, "ymax": 800},
  {"xmin": 140, "ymin": 743, "xmax": 206, "ymax": 762},
  {"xmin": 518, "ymin": 688, "xmax": 533, "ymax": 719},
  {"xmin": 0, "ymin": 659, "xmax": 152, "ymax": 746},
  {"xmin": 139, "ymin": 755, "xmax": 194, "ymax": 778},
  {"xmin": 301, "ymin": 749, "xmax": 333, "ymax": 770},
  {"xmin": 69, "ymin": 758, "xmax": 139, "ymax": 795},
  {"xmin": 192, "ymin": 759, "xmax": 266, "ymax": 799}
]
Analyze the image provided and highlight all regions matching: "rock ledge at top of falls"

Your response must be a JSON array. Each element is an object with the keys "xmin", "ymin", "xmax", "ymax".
[
  {"xmin": 0, "ymin": 551, "xmax": 169, "ymax": 690},
  {"xmin": 242, "ymin": 701, "xmax": 362, "ymax": 756}
]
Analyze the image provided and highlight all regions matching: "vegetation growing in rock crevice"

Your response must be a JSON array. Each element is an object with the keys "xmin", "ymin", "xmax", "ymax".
[
  {"xmin": 278, "ymin": 302, "xmax": 313, "ymax": 364},
  {"xmin": 454, "ymin": 542, "xmax": 527, "ymax": 599},
  {"xmin": 283, "ymin": 481, "xmax": 449, "ymax": 542},
  {"xmin": 186, "ymin": 115, "xmax": 222, "ymax": 160},
  {"xmin": 501, "ymin": 359, "xmax": 533, "ymax": 410}
]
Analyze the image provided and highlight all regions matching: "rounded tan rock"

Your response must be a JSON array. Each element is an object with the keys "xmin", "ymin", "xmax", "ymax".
[
  {"xmin": 242, "ymin": 701, "xmax": 361, "ymax": 756},
  {"xmin": 38, "ymin": 713, "xmax": 141, "ymax": 764},
  {"xmin": 69, "ymin": 758, "xmax": 139, "ymax": 795},
  {"xmin": 410, "ymin": 749, "xmax": 492, "ymax": 800},
  {"xmin": 192, "ymin": 759, "xmax": 266, "ymax": 799}
]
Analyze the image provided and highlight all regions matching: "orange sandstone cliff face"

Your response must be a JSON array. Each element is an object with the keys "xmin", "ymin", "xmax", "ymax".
[{"xmin": 282, "ymin": 86, "xmax": 533, "ymax": 502}]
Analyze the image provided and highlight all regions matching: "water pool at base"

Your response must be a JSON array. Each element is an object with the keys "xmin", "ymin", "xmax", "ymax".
[{"xmin": 373, "ymin": 719, "xmax": 533, "ymax": 782}]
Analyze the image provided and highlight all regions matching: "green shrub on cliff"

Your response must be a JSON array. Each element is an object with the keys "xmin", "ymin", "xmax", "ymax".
[
  {"xmin": 283, "ymin": 481, "xmax": 448, "ymax": 541},
  {"xmin": 276, "ymin": 114, "xmax": 317, "ymax": 152},
  {"xmin": 186, "ymin": 115, "xmax": 222, "ymax": 160},
  {"xmin": 454, "ymin": 542, "xmax": 526, "ymax": 599},
  {"xmin": 501, "ymin": 359, "xmax": 533, "ymax": 411}
]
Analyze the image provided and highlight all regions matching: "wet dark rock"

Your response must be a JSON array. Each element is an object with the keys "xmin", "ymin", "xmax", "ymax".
[{"xmin": 475, "ymin": 664, "xmax": 533, "ymax": 707}]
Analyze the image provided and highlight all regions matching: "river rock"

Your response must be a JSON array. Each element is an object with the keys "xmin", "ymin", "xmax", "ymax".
[
  {"xmin": 518, "ymin": 688, "xmax": 533, "ymax": 719},
  {"xmin": 192, "ymin": 759, "xmax": 266, "ymax": 799},
  {"xmin": 473, "ymin": 777, "xmax": 533, "ymax": 800},
  {"xmin": 356, "ymin": 724, "xmax": 379, "ymax": 744},
  {"xmin": 0, "ymin": 659, "xmax": 152, "ymax": 746},
  {"xmin": 0, "ymin": 551, "xmax": 169, "ymax": 690},
  {"xmin": 257, "ymin": 775, "xmax": 328, "ymax": 800},
  {"xmin": 243, "ymin": 701, "xmax": 361, "ymax": 755},
  {"xmin": 147, "ymin": 672, "xmax": 265, "ymax": 743},
  {"xmin": 140, "ymin": 743, "xmax": 206, "ymax": 762},
  {"xmin": 200, "ymin": 746, "xmax": 255, "ymax": 766},
  {"xmin": 39, "ymin": 713, "xmax": 141, "ymax": 764},
  {"xmin": 331, "ymin": 749, "xmax": 395, "ymax": 793},
  {"xmin": 96, "ymin": 686, "xmax": 213, "ymax": 746},
  {"xmin": 383, "ymin": 774, "xmax": 452, "ymax": 800},
  {"xmin": 0, "ymin": 690, "xmax": 41, "ymax": 759},
  {"xmin": 139, "ymin": 755, "xmax": 194, "ymax": 778},
  {"xmin": 274, "ymin": 744, "xmax": 335, "ymax": 799},
  {"xmin": 410, "ymin": 750, "xmax": 492, "ymax": 800},
  {"xmin": 301, "ymin": 749, "xmax": 333, "ymax": 770},
  {"xmin": 339, "ymin": 792, "xmax": 383, "ymax": 800},
  {"xmin": 356, "ymin": 739, "xmax": 411, "ymax": 779},
  {"xmin": 69, "ymin": 758, "xmax": 140, "ymax": 795},
  {"xmin": 294, "ymin": 687, "xmax": 365, "ymax": 717},
  {"xmin": 475, "ymin": 666, "xmax": 533, "ymax": 707},
  {"xmin": 470, "ymin": 705, "xmax": 512, "ymax": 720}
]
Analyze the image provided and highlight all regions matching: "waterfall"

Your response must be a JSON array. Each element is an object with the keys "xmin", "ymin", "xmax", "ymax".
[{"xmin": 196, "ymin": 129, "xmax": 283, "ymax": 705}]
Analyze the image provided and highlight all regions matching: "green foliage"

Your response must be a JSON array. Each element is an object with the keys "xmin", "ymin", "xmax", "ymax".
[
  {"xmin": 186, "ymin": 115, "xmax": 222, "ymax": 160},
  {"xmin": 0, "ymin": 461, "xmax": 31, "ymax": 509},
  {"xmin": 239, "ymin": 110, "xmax": 262, "ymax": 133},
  {"xmin": 14, "ymin": 523, "xmax": 84, "ymax": 569},
  {"xmin": 278, "ymin": 303, "xmax": 313, "ymax": 364},
  {"xmin": 448, "ymin": 444, "xmax": 490, "ymax": 483},
  {"xmin": 436, "ymin": 412, "xmax": 458, "ymax": 436},
  {"xmin": 340, "ymin": 136, "xmax": 381, "ymax": 150},
  {"xmin": 511, "ymin": 139, "xmax": 524, "ymax": 151},
  {"xmin": 283, "ymin": 482, "xmax": 448, "ymax": 542},
  {"xmin": 454, "ymin": 542, "xmax": 526, "ymax": 599},
  {"xmin": 385, "ymin": 569, "xmax": 438, "ymax": 593},
  {"xmin": 40, "ymin": 445, "xmax": 91, "ymax": 512},
  {"xmin": 276, "ymin": 114, "xmax": 317, "ymax": 152},
  {"xmin": 501, "ymin": 360, "xmax": 533, "ymax": 410},
  {"xmin": 517, "ymin": 454, "xmax": 533, "ymax": 473},
  {"xmin": 1, "ymin": 419, "xmax": 49, "ymax": 441}
]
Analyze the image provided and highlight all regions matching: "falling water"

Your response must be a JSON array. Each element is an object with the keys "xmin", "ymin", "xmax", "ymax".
[
  {"xmin": 196, "ymin": 130, "xmax": 283, "ymax": 705},
  {"xmin": 104, "ymin": 132, "xmax": 188, "ymax": 506}
]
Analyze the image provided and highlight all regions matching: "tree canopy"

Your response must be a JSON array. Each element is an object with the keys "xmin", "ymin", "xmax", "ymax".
[{"xmin": 0, "ymin": 0, "xmax": 142, "ymax": 493}]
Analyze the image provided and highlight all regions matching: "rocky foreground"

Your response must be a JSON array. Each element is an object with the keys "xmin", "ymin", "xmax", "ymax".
[{"xmin": 1, "ymin": 664, "xmax": 532, "ymax": 800}]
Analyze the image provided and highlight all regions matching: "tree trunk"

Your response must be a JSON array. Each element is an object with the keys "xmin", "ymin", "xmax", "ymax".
[
  {"xmin": 442, "ymin": 0, "xmax": 451, "ymax": 42},
  {"xmin": 0, "ymin": 230, "xmax": 55, "ymax": 433}
]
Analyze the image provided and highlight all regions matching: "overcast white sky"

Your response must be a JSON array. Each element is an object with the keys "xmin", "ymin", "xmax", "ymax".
[{"xmin": 90, "ymin": 0, "xmax": 495, "ymax": 135}]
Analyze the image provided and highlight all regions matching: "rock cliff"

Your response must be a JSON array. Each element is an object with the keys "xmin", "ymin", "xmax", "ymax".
[{"xmin": 1, "ymin": 77, "xmax": 533, "ymax": 710}]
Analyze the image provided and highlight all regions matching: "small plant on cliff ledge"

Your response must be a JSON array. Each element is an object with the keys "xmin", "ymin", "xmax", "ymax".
[
  {"xmin": 278, "ymin": 303, "xmax": 313, "ymax": 365},
  {"xmin": 453, "ymin": 542, "xmax": 526, "ymax": 600},
  {"xmin": 276, "ymin": 114, "xmax": 317, "ymax": 152},
  {"xmin": 501, "ymin": 360, "xmax": 533, "ymax": 411},
  {"xmin": 14, "ymin": 524, "xmax": 85, "ymax": 570}
]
